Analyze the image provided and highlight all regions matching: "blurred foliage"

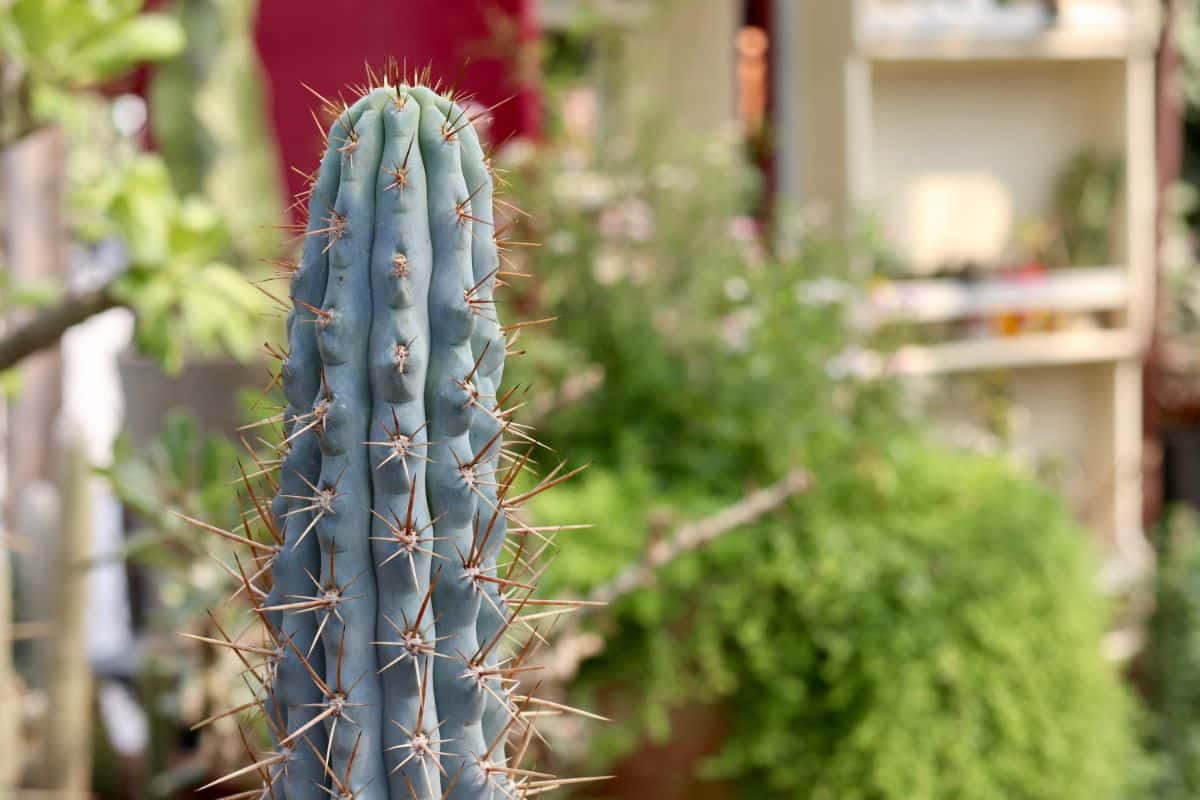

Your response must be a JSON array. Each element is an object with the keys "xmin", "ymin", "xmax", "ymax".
[
  {"xmin": 103, "ymin": 409, "xmax": 277, "ymax": 783},
  {"xmin": 80, "ymin": 6, "xmax": 1145, "ymax": 795},
  {"xmin": 1158, "ymin": 180, "xmax": 1200, "ymax": 394},
  {"xmin": 1, "ymin": 0, "xmax": 270, "ymax": 371},
  {"xmin": 56, "ymin": 96, "xmax": 263, "ymax": 369},
  {"xmin": 1162, "ymin": 0, "xmax": 1200, "ymax": 391},
  {"xmin": 1049, "ymin": 148, "xmax": 1123, "ymax": 268},
  {"xmin": 1141, "ymin": 507, "xmax": 1200, "ymax": 798},
  {"xmin": 105, "ymin": 412, "xmax": 243, "ymax": 590},
  {"xmin": 497, "ymin": 51, "xmax": 1140, "ymax": 796},
  {"xmin": 0, "ymin": 0, "xmax": 183, "ymax": 91},
  {"xmin": 1176, "ymin": 0, "xmax": 1200, "ymax": 119},
  {"xmin": 149, "ymin": 0, "xmax": 286, "ymax": 257},
  {"xmin": 538, "ymin": 442, "xmax": 1139, "ymax": 799}
]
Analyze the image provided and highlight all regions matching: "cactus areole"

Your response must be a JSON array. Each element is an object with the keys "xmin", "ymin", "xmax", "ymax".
[{"xmin": 198, "ymin": 79, "xmax": 584, "ymax": 799}]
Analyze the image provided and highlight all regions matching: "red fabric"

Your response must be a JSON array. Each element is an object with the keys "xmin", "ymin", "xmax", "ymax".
[{"xmin": 253, "ymin": 0, "xmax": 541, "ymax": 216}]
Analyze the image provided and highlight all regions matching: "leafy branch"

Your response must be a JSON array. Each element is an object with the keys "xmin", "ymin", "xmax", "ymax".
[
  {"xmin": 0, "ymin": 283, "xmax": 119, "ymax": 370},
  {"xmin": 541, "ymin": 467, "xmax": 811, "ymax": 682}
]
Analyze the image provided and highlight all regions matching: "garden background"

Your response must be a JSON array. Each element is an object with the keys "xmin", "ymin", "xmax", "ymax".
[{"xmin": 2, "ymin": 0, "xmax": 1199, "ymax": 798}]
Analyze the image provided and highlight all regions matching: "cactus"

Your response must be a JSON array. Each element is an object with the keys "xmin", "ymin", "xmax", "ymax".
[{"xmin": 189, "ymin": 73, "xmax": 590, "ymax": 800}]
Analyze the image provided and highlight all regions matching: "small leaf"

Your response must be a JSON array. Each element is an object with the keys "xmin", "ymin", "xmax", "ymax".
[{"xmin": 63, "ymin": 13, "xmax": 185, "ymax": 84}]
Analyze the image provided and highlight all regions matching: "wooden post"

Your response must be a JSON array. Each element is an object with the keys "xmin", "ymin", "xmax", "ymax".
[
  {"xmin": 2, "ymin": 123, "xmax": 69, "ymax": 795},
  {"xmin": 35, "ymin": 432, "xmax": 93, "ymax": 799}
]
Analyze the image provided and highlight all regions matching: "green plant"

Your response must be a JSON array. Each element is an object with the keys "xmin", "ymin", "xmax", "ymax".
[
  {"xmin": 0, "ymin": 0, "xmax": 267, "ymax": 373},
  {"xmin": 0, "ymin": 0, "xmax": 184, "ymax": 140},
  {"xmin": 149, "ymin": 0, "xmax": 286, "ymax": 257},
  {"xmin": 1141, "ymin": 507, "xmax": 1200, "ymax": 798},
  {"xmin": 536, "ymin": 441, "xmax": 1140, "ymax": 800},
  {"xmin": 1050, "ymin": 149, "xmax": 1123, "ymax": 268},
  {"xmin": 489, "ymin": 65, "xmax": 1140, "ymax": 796},
  {"xmin": 196, "ymin": 79, "xmax": 581, "ymax": 799}
]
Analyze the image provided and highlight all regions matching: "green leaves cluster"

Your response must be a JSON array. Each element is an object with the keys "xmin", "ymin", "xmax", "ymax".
[
  {"xmin": 0, "ymin": 0, "xmax": 184, "ymax": 88},
  {"xmin": 74, "ymin": 141, "xmax": 262, "ymax": 370},
  {"xmin": 1141, "ymin": 508, "xmax": 1200, "ymax": 798},
  {"xmin": 1, "ymin": 0, "xmax": 268, "ymax": 371},
  {"xmin": 541, "ymin": 443, "xmax": 1138, "ymax": 799},
  {"xmin": 102, "ymin": 411, "xmax": 249, "ymax": 623},
  {"xmin": 149, "ymin": 0, "xmax": 287, "ymax": 257}
]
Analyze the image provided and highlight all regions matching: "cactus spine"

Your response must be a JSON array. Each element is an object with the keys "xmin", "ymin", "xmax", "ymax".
[{"xmin": 195, "ymin": 77, "xmax": 584, "ymax": 800}]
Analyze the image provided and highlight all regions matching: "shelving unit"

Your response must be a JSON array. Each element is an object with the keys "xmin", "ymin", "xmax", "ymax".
[
  {"xmin": 866, "ymin": 266, "xmax": 1130, "ymax": 324},
  {"xmin": 881, "ymin": 328, "xmax": 1137, "ymax": 375},
  {"xmin": 780, "ymin": 0, "xmax": 1159, "ymax": 567}
]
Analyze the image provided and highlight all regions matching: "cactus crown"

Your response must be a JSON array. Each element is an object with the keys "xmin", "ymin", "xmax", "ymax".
[{"xmin": 195, "ymin": 72, "xmax": 588, "ymax": 800}]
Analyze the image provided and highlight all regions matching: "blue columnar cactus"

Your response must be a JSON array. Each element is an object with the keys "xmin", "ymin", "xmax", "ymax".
[{"xmin": 198, "ymin": 76, "xmax": 585, "ymax": 800}]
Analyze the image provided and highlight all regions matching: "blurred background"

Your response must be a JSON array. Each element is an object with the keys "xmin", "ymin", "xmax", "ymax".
[{"xmin": 4, "ymin": 0, "xmax": 1200, "ymax": 797}]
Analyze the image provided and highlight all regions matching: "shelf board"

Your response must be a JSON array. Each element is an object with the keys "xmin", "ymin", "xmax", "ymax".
[
  {"xmin": 539, "ymin": 0, "xmax": 648, "ymax": 28},
  {"xmin": 866, "ymin": 266, "xmax": 1129, "ymax": 325},
  {"xmin": 880, "ymin": 328, "xmax": 1138, "ymax": 376},
  {"xmin": 857, "ymin": 25, "xmax": 1155, "ymax": 62}
]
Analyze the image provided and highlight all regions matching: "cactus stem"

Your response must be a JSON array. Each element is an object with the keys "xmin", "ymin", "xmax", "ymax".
[{"xmin": 189, "ymin": 81, "xmax": 600, "ymax": 797}]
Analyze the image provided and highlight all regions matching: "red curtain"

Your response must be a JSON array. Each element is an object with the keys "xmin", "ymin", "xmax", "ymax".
[{"xmin": 253, "ymin": 0, "xmax": 541, "ymax": 215}]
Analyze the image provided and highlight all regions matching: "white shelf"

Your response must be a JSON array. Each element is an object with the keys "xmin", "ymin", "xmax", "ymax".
[
  {"xmin": 882, "ymin": 328, "xmax": 1137, "ymax": 376},
  {"xmin": 857, "ymin": 23, "xmax": 1156, "ymax": 62},
  {"xmin": 539, "ymin": 0, "xmax": 649, "ymax": 28},
  {"xmin": 866, "ymin": 266, "xmax": 1129, "ymax": 325},
  {"xmin": 785, "ymin": 0, "xmax": 1158, "ymax": 561}
]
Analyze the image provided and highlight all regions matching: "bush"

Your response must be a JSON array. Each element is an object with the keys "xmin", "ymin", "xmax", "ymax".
[
  {"xmin": 537, "ymin": 442, "xmax": 1140, "ymax": 799},
  {"xmin": 497, "ymin": 73, "xmax": 1139, "ymax": 798},
  {"xmin": 1141, "ymin": 508, "xmax": 1200, "ymax": 798}
]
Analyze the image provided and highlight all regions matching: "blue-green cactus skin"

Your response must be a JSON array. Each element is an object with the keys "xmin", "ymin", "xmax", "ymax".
[{"xmin": 260, "ymin": 84, "xmax": 524, "ymax": 800}]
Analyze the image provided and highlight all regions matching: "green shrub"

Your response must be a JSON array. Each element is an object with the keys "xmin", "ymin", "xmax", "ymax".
[
  {"xmin": 498, "ymin": 91, "xmax": 1140, "ymax": 797},
  {"xmin": 1141, "ymin": 508, "xmax": 1200, "ymax": 798},
  {"xmin": 536, "ymin": 441, "xmax": 1140, "ymax": 799}
]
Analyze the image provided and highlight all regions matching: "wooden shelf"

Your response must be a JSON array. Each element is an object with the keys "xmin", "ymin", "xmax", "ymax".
[
  {"xmin": 539, "ymin": 0, "xmax": 648, "ymax": 28},
  {"xmin": 857, "ymin": 25, "xmax": 1155, "ymax": 62},
  {"xmin": 881, "ymin": 328, "xmax": 1138, "ymax": 376},
  {"xmin": 866, "ymin": 266, "xmax": 1129, "ymax": 325},
  {"xmin": 788, "ymin": 0, "xmax": 1160, "ymax": 563}
]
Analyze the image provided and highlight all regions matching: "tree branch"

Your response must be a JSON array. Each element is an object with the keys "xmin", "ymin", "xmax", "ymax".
[
  {"xmin": 0, "ymin": 284, "xmax": 122, "ymax": 371},
  {"xmin": 540, "ymin": 467, "xmax": 812, "ymax": 682}
]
